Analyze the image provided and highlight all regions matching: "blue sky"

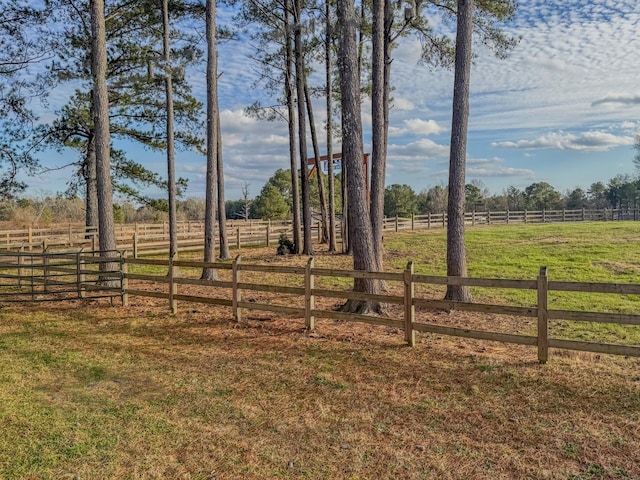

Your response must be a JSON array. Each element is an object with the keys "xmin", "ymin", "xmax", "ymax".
[{"xmin": 30, "ymin": 0, "xmax": 640, "ymax": 201}]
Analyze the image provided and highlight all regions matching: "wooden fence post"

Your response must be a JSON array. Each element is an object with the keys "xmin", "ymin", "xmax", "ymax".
[
  {"xmin": 411, "ymin": 213, "xmax": 414, "ymax": 231},
  {"xmin": 77, "ymin": 250, "xmax": 86, "ymax": 298},
  {"xmin": 487, "ymin": 210, "xmax": 491, "ymax": 225},
  {"xmin": 92, "ymin": 234, "xmax": 97, "ymax": 253},
  {"xmin": 472, "ymin": 211, "xmax": 476, "ymax": 226},
  {"xmin": 442, "ymin": 212, "xmax": 446, "ymax": 228},
  {"xmin": 542, "ymin": 209, "xmax": 546, "ymax": 223},
  {"xmin": 232, "ymin": 255, "xmax": 242, "ymax": 322},
  {"xmin": 404, "ymin": 261, "xmax": 416, "ymax": 347},
  {"xmin": 317, "ymin": 222, "xmax": 321, "ymax": 242},
  {"xmin": 524, "ymin": 210, "xmax": 528, "ymax": 224},
  {"xmin": 266, "ymin": 220, "xmax": 271, "ymax": 247},
  {"xmin": 582, "ymin": 208, "xmax": 585, "ymax": 222},
  {"xmin": 133, "ymin": 232, "xmax": 138, "ymax": 259},
  {"xmin": 305, "ymin": 257, "xmax": 315, "ymax": 330},
  {"xmin": 537, "ymin": 266, "xmax": 549, "ymax": 364},
  {"xmin": 427, "ymin": 212, "xmax": 431, "ymax": 230},
  {"xmin": 28, "ymin": 226, "xmax": 33, "ymax": 251},
  {"xmin": 236, "ymin": 227, "xmax": 241, "ymax": 250},
  {"xmin": 18, "ymin": 246, "xmax": 24, "ymax": 288},
  {"xmin": 42, "ymin": 241, "xmax": 49, "ymax": 292},
  {"xmin": 562, "ymin": 209, "xmax": 566, "ymax": 222},
  {"xmin": 506, "ymin": 210, "xmax": 510, "ymax": 224},
  {"xmin": 395, "ymin": 215, "xmax": 399, "ymax": 232},
  {"xmin": 122, "ymin": 252, "xmax": 129, "ymax": 307},
  {"xmin": 169, "ymin": 253, "xmax": 177, "ymax": 314}
]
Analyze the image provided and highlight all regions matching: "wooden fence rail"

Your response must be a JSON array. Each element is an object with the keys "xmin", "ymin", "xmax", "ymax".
[
  {"xmin": 1, "ymin": 208, "xmax": 638, "ymax": 255},
  {"xmin": 0, "ymin": 250, "xmax": 124, "ymax": 304},
  {"xmin": 122, "ymin": 256, "xmax": 640, "ymax": 363}
]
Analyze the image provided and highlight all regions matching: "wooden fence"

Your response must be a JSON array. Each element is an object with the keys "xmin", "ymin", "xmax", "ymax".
[
  {"xmin": 0, "ymin": 208, "xmax": 638, "ymax": 255},
  {"xmin": 122, "ymin": 256, "xmax": 640, "ymax": 363},
  {"xmin": 0, "ymin": 250, "xmax": 124, "ymax": 303}
]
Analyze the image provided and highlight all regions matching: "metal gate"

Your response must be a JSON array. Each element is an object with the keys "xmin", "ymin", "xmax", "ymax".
[{"xmin": 0, "ymin": 250, "xmax": 124, "ymax": 304}]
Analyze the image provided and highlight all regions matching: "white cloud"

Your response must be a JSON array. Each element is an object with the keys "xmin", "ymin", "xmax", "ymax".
[
  {"xmin": 387, "ymin": 138, "xmax": 450, "ymax": 160},
  {"xmin": 392, "ymin": 97, "xmax": 416, "ymax": 111},
  {"xmin": 467, "ymin": 157, "xmax": 535, "ymax": 179},
  {"xmin": 387, "ymin": 118, "xmax": 446, "ymax": 137},
  {"xmin": 492, "ymin": 130, "xmax": 633, "ymax": 152},
  {"xmin": 592, "ymin": 94, "xmax": 640, "ymax": 107},
  {"xmin": 404, "ymin": 118, "xmax": 445, "ymax": 136}
]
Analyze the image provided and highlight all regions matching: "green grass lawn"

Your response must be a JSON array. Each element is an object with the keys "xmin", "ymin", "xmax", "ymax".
[
  {"xmin": 385, "ymin": 222, "xmax": 640, "ymax": 344},
  {"xmin": 385, "ymin": 222, "xmax": 640, "ymax": 282}
]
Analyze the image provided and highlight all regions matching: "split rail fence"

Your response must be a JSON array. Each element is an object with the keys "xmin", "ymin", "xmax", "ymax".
[
  {"xmin": 0, "ymin": 207, "xmax": 638, "ymax": 256},
  {"xmin": 123, "ymin": 256, "xmax": 640, "ymax": 364}
]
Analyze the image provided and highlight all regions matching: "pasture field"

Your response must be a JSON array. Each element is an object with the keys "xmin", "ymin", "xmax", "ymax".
[{"xmin": 1, "ymin": 221, "xmax": 639, "ymax": 479}]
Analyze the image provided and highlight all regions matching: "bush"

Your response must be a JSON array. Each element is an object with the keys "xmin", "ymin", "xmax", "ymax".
[{"xmin": 276, "ymin": 233, "xmax": 295, "ymax": 255}]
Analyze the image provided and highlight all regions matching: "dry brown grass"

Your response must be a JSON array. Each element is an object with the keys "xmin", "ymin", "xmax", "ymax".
[{"xmin": 1, "ymin": 289, "xmax": 639, "ymax": 479}]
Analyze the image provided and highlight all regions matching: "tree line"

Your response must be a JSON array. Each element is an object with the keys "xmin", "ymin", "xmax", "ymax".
[{"xmin": 222, "ymin": 171, "xmax": 639, "ymax": 221}]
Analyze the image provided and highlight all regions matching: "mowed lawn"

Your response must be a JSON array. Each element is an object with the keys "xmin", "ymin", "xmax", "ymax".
[{"xmin": 1, "ymin": 222, "xmax": 639, "ymax": 479}]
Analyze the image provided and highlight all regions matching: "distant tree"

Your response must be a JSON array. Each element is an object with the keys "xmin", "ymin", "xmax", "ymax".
[
  {"xmin": 565, "ymin": 188, "xmax": 588, "ymax": 210},
  {"xmin": 240, "ymin": 182, "xmax": 252, "ymax": 221},
  {"xmin": 179, "ymin": 198, "xmax": 205, "ymax": 221},
  {"xmin": 113, "ymin": 203, "xmax": 126, "ymax": 223},
  {"xmin": 587, "ymin": 181, "xmax": 609, "ymax": 209},
  {"xmin": 225, "ymin": 199, "xmax": 244, "ymax": 219},
  {"xmin": 523, "ymin": 182, "xmax": 562, "ymax": 210},
  {"xmin": 464, "ymin": 182, "xmax": 485, "ymax": 211},
  {"xmin": 607, "ymin": 174, "xmax": 637, "ymax": 209},
  {"xmin": 252, "ymin": 170, "xmax": 295, "ymax": 220},
  {"xmin": 384, "ymin": 184, "xmax": 417, "ymax": 217},
  {"xmin": 504, "ymin": 186, "xmax": 524, "ymax": 210},
  {"xmin": 417, "ymin": 184, "xmax": 448, "ymax": 214},
  {"xmin": 252, "ymin": 184, "xmax": 290, "ymax": 220}
]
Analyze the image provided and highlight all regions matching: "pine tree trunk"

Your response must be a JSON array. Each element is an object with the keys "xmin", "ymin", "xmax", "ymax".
[
  {"xmin": 370, "ymin": 0, "xmax": 386, "ymax": 270},
  {"xmin": 304, "ymin": 83, "xmax": 329, "ymax": 244},
  {"xmin": 294, "ymin": 0, "xmax": 313, "ymax": 255},
  {"xmin": 284, "ymin": 0, "xmax": 301, "ymax": 253},
  {"xmin": 325, "ymin": 0, "xmax": 337, "ymax": 253},
  {"xmin": 84, "ymin": 132, "xmax": 99, "ymax": 237},
  {"xmin": 445, "ymin": 0, "xmax": 473, "ymax": 303},
  {"xmin": 201, "ymin": 0, "xmax": 218, "ymax": 280},
  {"xmin": 163, "ymin": 0, "xmax": 178, "ymax": 261},
  {"xmin": 90, "ymin": 0, "xmax": 117, "ymax": 280},
  {"xmin": 337, "ymin": 0, "xmax": 383, "ymax": 314},
  {"xmin": 341, "ymin": 161, "xmax": 350, "ymax": 254},
  {"xmin": 216, "ymin": 110, "xmax": 231, "ymax": 259}
]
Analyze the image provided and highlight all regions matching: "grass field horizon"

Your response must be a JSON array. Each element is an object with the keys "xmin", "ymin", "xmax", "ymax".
[{"xmin": 1, "ymin": 221, "xmax": 639, "ymax": 479}]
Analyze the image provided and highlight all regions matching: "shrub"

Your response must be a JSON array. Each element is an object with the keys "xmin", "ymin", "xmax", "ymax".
[{"xmin": 276, "ymin": 233, "xmax": 295, "ymax": 255}]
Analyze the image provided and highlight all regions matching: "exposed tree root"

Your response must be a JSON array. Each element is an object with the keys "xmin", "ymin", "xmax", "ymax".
[
  {"xmin": 339, "ymin": 299, "xmax": 386, "ymax": 316},
  {"xmin": 444, "ymin": 285, "xmax": 473, "ymax": 303}
]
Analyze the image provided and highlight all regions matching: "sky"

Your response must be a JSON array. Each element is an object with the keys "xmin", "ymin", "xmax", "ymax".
[{"xmin": 28, "ymin": 0, "xmax": 640, "ymax": 201}]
